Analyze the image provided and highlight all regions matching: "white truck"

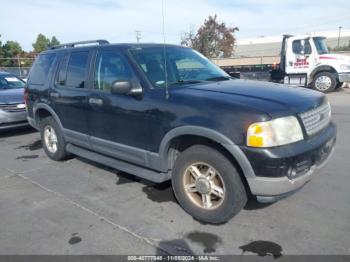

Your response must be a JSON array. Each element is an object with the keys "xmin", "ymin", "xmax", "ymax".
[{"xmin": 222, "ymin": 35, "xmax": 350, "ymax": 93}]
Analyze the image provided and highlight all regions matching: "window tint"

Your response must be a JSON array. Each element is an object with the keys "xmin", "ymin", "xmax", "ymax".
[
  {"xmin": 292, "ymin": 40, "xmax": 312, "ymax": 55},
  {"xmin": 94, "ymin": 51, "xmax": 132, "ymax": 91},
  {"xmin": 66, "ymin": 51, "xmax": 89, "ymax": 88},
  {"xmin": 56, "ymin": 54, "xmax": 69, "ymax": 86},
  {"xmin": 29, "ymin": 53, "xmax": 56, "ymax": 85}
]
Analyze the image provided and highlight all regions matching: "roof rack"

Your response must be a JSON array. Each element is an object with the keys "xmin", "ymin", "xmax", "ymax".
[{"xmin": 49, "ymin": 40, "xmax": 109, "ymax": 50}]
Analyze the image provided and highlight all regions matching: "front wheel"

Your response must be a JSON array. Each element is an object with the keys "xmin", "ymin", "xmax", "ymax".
[
  {"xmin": 311, "ymin": 72, "xmax": 337, "ymax": 93},
  {"xmin": 172, "ymin": 145, "xmax": 247, "ymax": 224}
]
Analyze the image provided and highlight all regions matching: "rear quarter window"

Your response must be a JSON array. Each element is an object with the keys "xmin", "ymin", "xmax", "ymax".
[{"xmin": 28, "ymin": 53, "xmax": 56, "ymax": 85}]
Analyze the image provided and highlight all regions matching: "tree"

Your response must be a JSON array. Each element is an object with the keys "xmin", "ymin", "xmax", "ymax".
[
  {"xmin": 181, "ymin": 15, "xmax": 239, "ymax": 58},
  {"xmin": 49, "ymin": 36, "xmax": 60, "ymax": 48},
  {"xmin": 32, "ymin": 33, "xmax": 51, "ymax": 53},
  {"xmin": 1, "ymin": 40, "xmax": 23, "ymax": 67}
]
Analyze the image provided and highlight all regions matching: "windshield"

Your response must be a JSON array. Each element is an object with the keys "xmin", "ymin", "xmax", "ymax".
[
  {"xmin": 130, "ymin": 46, "xmax": 230, "ymax": 88},
  {"xmin": 0, "ymin": 75, "xmax": 25, "ymax": 90},
  {"xmin": 313, "ymin": 37, "xmax": 329, "ymax": 55}
]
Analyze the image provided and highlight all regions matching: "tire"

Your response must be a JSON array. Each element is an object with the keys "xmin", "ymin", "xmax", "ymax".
[
  {"xmin": 311, "ymin": 72, "xmax": 337, "ymax": 93},
  {"xmin": 172, "ymin": 145, "xmax": 247, "ymax": 224},
  {"xmin": 336, "ymin": 82, "xmax": 343, "ymax": 89},
  {"xmin": 40, "ymin": 117, "xmax": 69, "ymax": 161}
]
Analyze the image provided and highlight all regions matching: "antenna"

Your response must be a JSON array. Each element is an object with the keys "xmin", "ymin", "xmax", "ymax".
[
  {"xmin": 135, "ymin": 30, "xmax": 141, "ymax": 43},
  {"xmin": 162, "ymin": 0, "xmax": 169, "ymax": 99}
]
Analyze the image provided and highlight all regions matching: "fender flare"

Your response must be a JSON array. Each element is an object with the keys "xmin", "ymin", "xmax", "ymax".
[
  {"xmin": 34, "ymin": 103, "xmax": 64, "ymax": 130},
  {"xmin": 158, "ymin": 126, "xmax": 256, "ymax": 178}
]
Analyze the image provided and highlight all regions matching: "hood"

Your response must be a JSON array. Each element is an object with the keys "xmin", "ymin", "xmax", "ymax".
[
  {"xmin": 183, "ymin": 79, "xmax": 325, "ymax": 117},
  {"xmin": 0, "ymin": 88, "xmax": 24, "ymax": 104},
  {"xmin": 319, "ymin": 53, "xmax": 350, "ymax": 63}
]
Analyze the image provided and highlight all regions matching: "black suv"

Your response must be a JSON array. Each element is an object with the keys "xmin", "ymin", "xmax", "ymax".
[{"xmin": 26, "ymin": 40, "xmax": 336, "ymax": 224}]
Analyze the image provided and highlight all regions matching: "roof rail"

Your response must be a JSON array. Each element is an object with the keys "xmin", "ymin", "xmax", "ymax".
[{"xmin": 49, "ymin": 40, "xmax": 109, "ymax": 50}]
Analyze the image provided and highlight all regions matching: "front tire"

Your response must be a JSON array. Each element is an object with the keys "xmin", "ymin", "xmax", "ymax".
[
  {"xmin": 172, "ymin": 145, "xmax": 247, "ymax": 224},
  {"xmin": 311, "ymin": 72, "xmax": 336, "ymax": 93},
  {"xmin": 40, "ymin": 117, "xmax": 69, "ymax": 161}
]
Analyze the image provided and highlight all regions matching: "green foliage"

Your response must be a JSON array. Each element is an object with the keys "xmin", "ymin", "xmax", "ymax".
[
  {"xmin": 1, "ymin": 40, "xmax": 23, "ymax": 66},
  {"xmin": 181, "ymin": 15, "xmax": 239, "ymax": 58},
  {"xmin": 49, "ymin": 36, "xmax": 60, "ymax": 48},
  {"xmin": 32, "ymin": 33, "xmax": 51, "ymax": 53}
]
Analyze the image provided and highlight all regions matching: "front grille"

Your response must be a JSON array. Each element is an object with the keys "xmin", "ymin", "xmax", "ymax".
[
  {"xmin": 299, "ymin": 102, "xmax": 331, "ymax": 136},
  {"xmin": 0, "ymin": 103, "xmax": 26, "ymax": 113}
]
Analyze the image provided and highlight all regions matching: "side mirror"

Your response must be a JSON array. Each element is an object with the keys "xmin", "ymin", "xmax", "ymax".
[{"xmin": 111, "ymin": 80, "xmax": 142, "ymax": 96}]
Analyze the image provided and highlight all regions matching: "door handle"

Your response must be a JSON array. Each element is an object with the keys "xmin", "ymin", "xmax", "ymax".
[
  {"xmin": 50, "ymin": 92, "xmax": 60, "ymax": 98},
  {"xmin": 89, "ymin": 98, "xmax": 103, "ymax": 106}
]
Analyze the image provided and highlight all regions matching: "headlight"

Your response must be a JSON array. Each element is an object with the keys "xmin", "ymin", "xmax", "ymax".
[
  {"xmin": 340, "ymin": 64, "xmax": 350, "ymax": 71},
  {"xmin": 247, "ymin": 116, "xmax": 304, "ymax": 147}
]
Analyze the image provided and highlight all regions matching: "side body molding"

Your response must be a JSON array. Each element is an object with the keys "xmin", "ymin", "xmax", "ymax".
[{"xmin": 152, "ymin": 126, "xmax": 256, "ymax": 179}]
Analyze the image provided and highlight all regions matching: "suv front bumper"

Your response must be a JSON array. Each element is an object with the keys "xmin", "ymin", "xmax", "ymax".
[
  {"xmin": 240, "ymin": 122, "xmax": 336, "ymax": 203},
  {"xmin": 0, "ymin": 110, "xmax": 28, "ymax": 130}
]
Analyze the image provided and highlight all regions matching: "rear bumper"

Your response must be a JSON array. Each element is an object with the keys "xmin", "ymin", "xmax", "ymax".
[
  {"xmin": 241, "ymin": 122, "xmax": 336, "ymax": 202},
  {"xmin": 338, "ymin": 72, "xmax": 350, "ymax": 83},
  {"xmin": 0, "ymin": 110, "xmax": 28, "ymax": 130}
]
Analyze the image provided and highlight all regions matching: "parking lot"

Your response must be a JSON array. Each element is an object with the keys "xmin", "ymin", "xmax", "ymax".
[{"xmin": 0, "ymin": 89, "xmax": 349, "ymax": 256}]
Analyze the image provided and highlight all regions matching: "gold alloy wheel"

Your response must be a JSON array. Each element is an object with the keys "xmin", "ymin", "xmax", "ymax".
[{"xmin": 182, "ymin": 162, "xmax": 226, "ymax": 210}]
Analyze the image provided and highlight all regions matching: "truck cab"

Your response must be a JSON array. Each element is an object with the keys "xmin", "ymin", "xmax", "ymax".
[{"xmin": 278, "ymin": 35, "xmax": 350, "ymax": 92}]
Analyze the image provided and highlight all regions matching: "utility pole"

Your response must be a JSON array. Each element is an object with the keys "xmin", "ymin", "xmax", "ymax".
[
  {"xmin": 338, "ymin": 26, "xmax": 342, "ymax": 48},
  {"xmin": 135, "ymin": 30, "xmax": 141, "ymax": 43}
]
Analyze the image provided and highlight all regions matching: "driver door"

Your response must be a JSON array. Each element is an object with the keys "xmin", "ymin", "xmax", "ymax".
[
  {"xmin": 88, "ymin": 49, "xmax": 151, "ymax": 166},
  {"xmin": 285, "ymin": 38, "xmax": 314, "ymax": 75}
]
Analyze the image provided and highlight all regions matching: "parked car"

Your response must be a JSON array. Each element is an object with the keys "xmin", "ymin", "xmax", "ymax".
[
  {"xmin": 26, "ymin": 40, "xmax": 336, "ymax": 224},
  {"xmin": 0, "ymin": 72, "xmax": 28, "ymax": 130}
]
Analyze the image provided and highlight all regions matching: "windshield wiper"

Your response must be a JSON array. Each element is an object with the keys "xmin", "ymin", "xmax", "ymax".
[
  {"xmin": 205, "ymin": 76, "xmax": 232, "ymax": 81},
  {"xmin": 169, "ymin": 79, "xmax": 208, "ymax": 86}
]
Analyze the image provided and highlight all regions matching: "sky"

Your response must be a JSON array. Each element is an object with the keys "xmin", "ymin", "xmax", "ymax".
[{"xmin": 1, "ymin": 0, "xmax": 350, "ymax": 51}]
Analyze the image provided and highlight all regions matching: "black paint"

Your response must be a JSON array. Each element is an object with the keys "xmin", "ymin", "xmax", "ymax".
[
  {"xmin": 186, "ymin": 231, "xmax": 222, "ymax": 253},
  {"xmin": 239, "ymin": 240, "xmax": 283, "ymax": 259},
  {"xmin": 142, "ymin": 181, "xmax": 176, "ymax": 203}
]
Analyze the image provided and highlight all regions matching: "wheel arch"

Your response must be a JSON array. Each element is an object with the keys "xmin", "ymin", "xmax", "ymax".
[
  {"xmin": 309, "ymin": 65, "xmax": 338, "ymax": 84},
  {"xmin": 158, "ymin": 126, "xmax": 256, "ymax": 182},
  {"xmin": 34, "ymin": 103, "xmax": 63, "ymax": 130}
]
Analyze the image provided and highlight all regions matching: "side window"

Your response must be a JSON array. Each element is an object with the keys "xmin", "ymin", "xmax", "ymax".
[
  {"xmin": 55, "ymin": 54, "xmax": 69, "ymax": 86},
  {"xmin": 28, "ymin": 53, "xmax": 56, "ymax": 85},
  {"xmin": 94, "ymin": 51, "xmax": 133, "ymax": 92},
  {"xmin": 66, "ymin": 51, "xmax": 89, "ymax": 88},
  {"xmin": 292, "ymin": 40, "xmax": 312, "ymax": 55}
]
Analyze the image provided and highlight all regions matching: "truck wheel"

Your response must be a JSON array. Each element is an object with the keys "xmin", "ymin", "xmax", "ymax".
[
  {"xmin": 312, "ymin": 72, "xmax": 336, "ymax": 93},
  {"xmin": 40, "ymin": 117, "xmax": 69, "ymax": 161},
  {"xmin": 172, "ymin": 145, "xmax": 247, "ymax": 224}
]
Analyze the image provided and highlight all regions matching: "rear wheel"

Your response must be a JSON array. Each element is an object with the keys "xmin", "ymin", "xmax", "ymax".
[
  {"xmin": 40, "ymin": 117, "xmax": 69, "ymax": 161},
  {"xmin": 311, "ymin": 72, "xmax": 336, "ymax": 93},
  {"xmin": 172, "ymin": 145, "xmax": 247, "ymax": 224}
]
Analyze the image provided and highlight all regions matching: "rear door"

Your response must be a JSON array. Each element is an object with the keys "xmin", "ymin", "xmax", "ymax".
[{"xmin": 49, "ymin": 50, "xmax": 93, "ymax": 148}]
